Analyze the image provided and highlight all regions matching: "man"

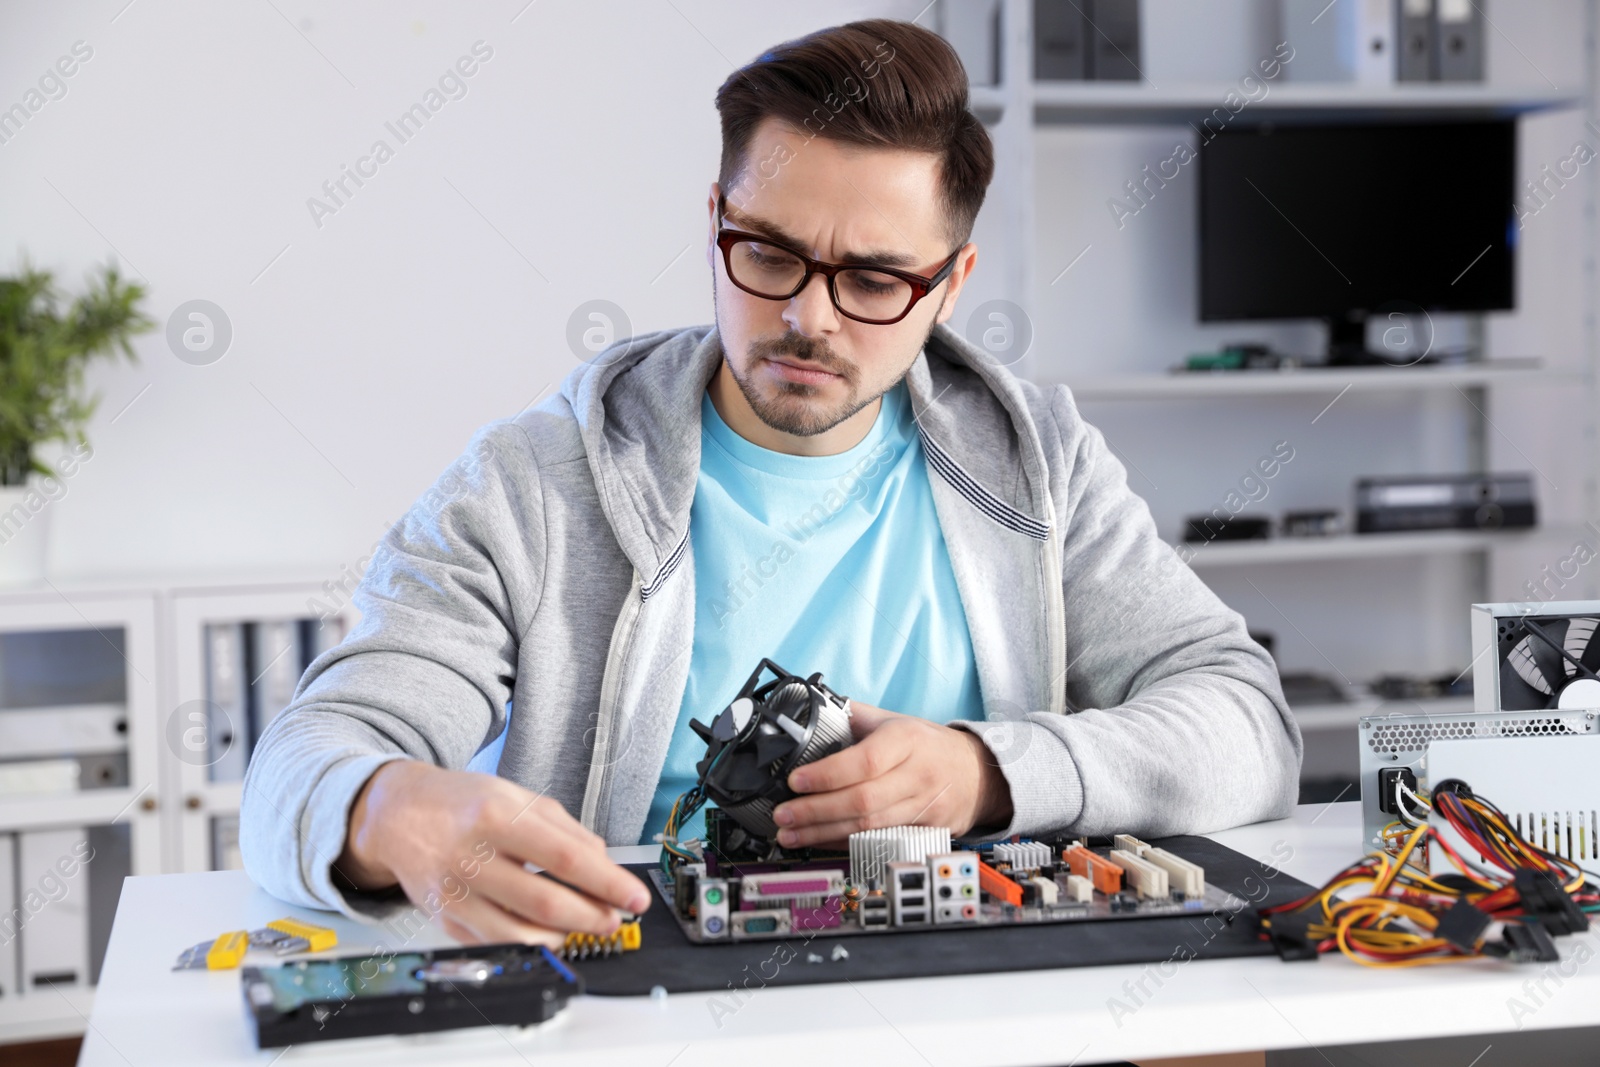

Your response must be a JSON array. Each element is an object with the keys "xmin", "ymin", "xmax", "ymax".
[{"xmin": 241, "ymin": 18, "xmax": 1300, "ymax": 947}]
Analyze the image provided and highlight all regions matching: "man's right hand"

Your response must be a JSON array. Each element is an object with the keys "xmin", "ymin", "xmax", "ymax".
[{"xmin": 337, "ymin": 761, "xmax": 652, "ymax": 946}]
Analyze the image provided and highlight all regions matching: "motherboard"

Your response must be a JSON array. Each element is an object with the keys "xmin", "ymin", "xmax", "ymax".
[{"xmin": 654, "ymin": 808, "xmax": 1245, "ymax": 944}]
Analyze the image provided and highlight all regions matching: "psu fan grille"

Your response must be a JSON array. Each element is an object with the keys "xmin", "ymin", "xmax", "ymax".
[{"xmin": 1366, "ymin": 715, "xmax": 1588, "ymax": 756}]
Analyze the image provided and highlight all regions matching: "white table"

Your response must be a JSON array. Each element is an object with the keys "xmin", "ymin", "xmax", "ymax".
[{"xmin": 77, "ymin": 802, "xmax": 1600, "ymax": 1065}]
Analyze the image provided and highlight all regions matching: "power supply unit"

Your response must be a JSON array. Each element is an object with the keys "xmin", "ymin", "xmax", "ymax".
[
  {"xmin": 1426, "ymin": 735, "xmax": 1600, "ymax": 869},
  {"xmin": 1360, "ymin": 600, "xmax": 1600, "ymax": 857},
  {"xmin": 1358, "ymin": 706, "xmax": 1596, "ymax": 852}
]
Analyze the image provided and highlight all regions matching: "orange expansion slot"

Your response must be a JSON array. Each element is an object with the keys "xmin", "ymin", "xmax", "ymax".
[
  {"xmin": 978, "ymin": 860, "xmax": 1023, "ymax": 907},
  {"xmin": 1063, "ymin": 846, "xmax": 1123, "ymax": 895}
]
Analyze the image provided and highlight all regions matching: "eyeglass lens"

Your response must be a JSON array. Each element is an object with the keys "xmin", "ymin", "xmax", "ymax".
[{"xmin": 726, "ymin": 238, "xmax": 914, "ymax": 322}]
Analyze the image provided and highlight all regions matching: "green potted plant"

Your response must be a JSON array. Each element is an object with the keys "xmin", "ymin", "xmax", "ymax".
[{"xmin": 0, "ymin": 262, "xmax": 151, "ymax": 583}]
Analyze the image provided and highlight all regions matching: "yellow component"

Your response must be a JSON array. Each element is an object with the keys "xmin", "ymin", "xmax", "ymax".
[
  {"xmin": 206, "ymin": 930, "xmax": 250, "ymax": 970},
  {"xmin": 267, "ymin": 917, "xmax": 339, "ymax": 953},
  {"xmin": 559, "ymin": 919, "xmax": 642, "ymax": 959}
]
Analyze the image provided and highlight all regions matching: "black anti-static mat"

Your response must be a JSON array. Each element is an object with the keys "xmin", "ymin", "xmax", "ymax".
[{"xmin": 578, "ymin": 835, "xmax": 1313, "ymax": 995}]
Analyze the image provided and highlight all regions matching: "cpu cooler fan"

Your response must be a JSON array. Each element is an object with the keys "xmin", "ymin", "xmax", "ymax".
[
  {"xmin": 689, "ymin": 659, "xmax": 854, "ymax": 838},
  {"xmin": 1495, "ymin": 611, "xmax": 1600, "ymax": 711}
]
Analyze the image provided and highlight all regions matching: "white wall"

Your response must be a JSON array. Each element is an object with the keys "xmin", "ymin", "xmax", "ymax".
[
  {"xmin": 3, "ymin": 1, "xmax": 1595, "ymax": 686},
  {"xmin": 0, "ymin": 0, "xmax": 927, "ymax": 581}
]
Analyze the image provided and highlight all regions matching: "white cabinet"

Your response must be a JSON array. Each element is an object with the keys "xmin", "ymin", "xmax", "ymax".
[{"xmin": 0, "ymin": 576, "xmax": 355, "ymax": 1042}]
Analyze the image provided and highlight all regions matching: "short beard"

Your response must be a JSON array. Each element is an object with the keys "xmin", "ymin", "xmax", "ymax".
[
  {"xmin": 711, "ymin": 272, "xmax": 942, "ymax": 437},
  {"xmin": 727, "ymin": 330, "xmax": 880, "ymax": 437}
]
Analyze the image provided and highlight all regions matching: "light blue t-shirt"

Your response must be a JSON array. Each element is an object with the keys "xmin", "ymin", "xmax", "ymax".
[{"xmin": 641, "ymin": 381, "xmax": 984, "ymax": 844}]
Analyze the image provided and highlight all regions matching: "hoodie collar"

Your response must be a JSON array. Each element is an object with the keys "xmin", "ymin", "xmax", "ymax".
[{"xmin": 558, "ymin": 322, "xmax": 1053, "ymax": 587}]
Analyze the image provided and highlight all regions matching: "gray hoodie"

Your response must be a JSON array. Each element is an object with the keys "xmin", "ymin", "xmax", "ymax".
[{"xmin": 240, "ymin": 322, "xmax": 1301, "ymax": 917}]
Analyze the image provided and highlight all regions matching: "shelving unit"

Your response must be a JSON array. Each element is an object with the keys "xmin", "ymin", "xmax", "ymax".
[
  {"xmin": 974, "ymin": 80, "xmax": 1579, "ymax": 126},
  {"xmin": 1062, "ymin": 360, "xmax": 1571, "ymax": 400},
  {"xmin": 1182, "ymin": 527, "xmax": 1571, "ymax": 568},
  {"xmin": 947, "ymin": 1, "xmax": 1599, "ymax": 800},
  {"xmin": 0, "ymin": 574, "xmax": 356, "ymax": 1044},
  {"xmin": 1030, "ymin": 82, "xmax": 1579, "ymax": 125}
]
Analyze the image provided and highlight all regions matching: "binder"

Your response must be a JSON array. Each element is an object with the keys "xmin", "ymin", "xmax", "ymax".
[
  {"xmin": 86, "ymin": 824, "xmax": 129, "ymax": 986},
  {"xmin": 212, "ymin": 814, "xmax": 243, "ymax": 871},
  {"xmin": 204, "ymin": 623, "xmax": 249, "ymax": 782},
  {"xmin": 1034, "ymin": 0, "xmax": 1087, "ymax": 80},
  {"xmin": 1283, "ymin": 0, "xmax": 1395, "ymax": 84},
  {"xmin": 0, "ymin": 833, "xmax": 16, "ymax": 1000},
  {"xmin": 942, "ymin": 0, "xmax": 1001, "ymax": 86},
  {"xmin": 1396, "ymin": 0, "xmax": 1435, "ymax": 81},
  {"xmin": 1354, "ymin": 0, "xmax": 1395, "ymax": 84},
  {"xmin": 1086, "ymin": 0, "xmax": 1141, "ymax": 81},
  {"xmin": 1435, "ymin": 0, "xmax": 1483, "ymax": 81},
  {"xmin": 0, "ymin": 759, "xmax": 78, "ymax": 796},
  {"xmin": 18, "ymin": 828, "xmax": 90, "ymax": 989},
  {"xmin": 301, "ymin": 615, "xmax": 345, "ymax": 662},
  {"xmin": 0, "ymin": 703, "xmax": 127, "ymax": 758},
  {"xmin": 248, "ymin": 620, "xmax": 303, "ymax": 751}
]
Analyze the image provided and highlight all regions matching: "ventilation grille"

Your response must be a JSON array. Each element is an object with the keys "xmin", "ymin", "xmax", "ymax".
[
  {"xmin": 1367, "ymin": 716, "xmax": 1585, "ymax": 755},
  {"xmin": 1511, "ymin": 810, "xmax": 1599, "ymax": 862}
]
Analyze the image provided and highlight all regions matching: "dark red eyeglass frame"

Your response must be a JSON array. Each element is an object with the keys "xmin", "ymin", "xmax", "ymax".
[{"xmin": 715, "ymin": 195, "xmax": 961, "ymax": 325}]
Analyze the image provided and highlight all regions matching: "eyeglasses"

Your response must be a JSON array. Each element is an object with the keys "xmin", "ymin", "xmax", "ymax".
[{"xmin": 715, "ymin": 195, "xmax": 961, "ymax": 326}]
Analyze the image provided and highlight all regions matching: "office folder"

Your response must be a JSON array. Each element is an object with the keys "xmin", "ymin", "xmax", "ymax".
[
  {"xmin": 1086, "ymin": 0, "xmax": 1141, "ymax": 81},
  {"xmin": 1436, "ymin": 0, "xmax": 1483, "ymax": 81},
  {"xmin": 248, "ymin": 620, "xmax": 303, "ymax": 751},
  {"xmin": 212, "ymin": 814, "xmax": 243, "ymax": 871},
  {"xmin": 18, "ymin": 828, "xmax": 90, "ymax": 989},
  {"xmin": 1034, "ymin": 0, "xmax": 1087, "ymax": 80},
  {"xmin": 204, "ymin": 623, "xmax": 249, "ymax": 782},
  {"xmin": 0, "ymin": 833, "xmax": 16, "ymax": 999},
  {"xmin": 1284, "ymin": 0, "xmax": 1395, "ymax": 84},
  {"xmin": 1396, "ymin": 0, "xmax": 1435, "ymax": 81}
]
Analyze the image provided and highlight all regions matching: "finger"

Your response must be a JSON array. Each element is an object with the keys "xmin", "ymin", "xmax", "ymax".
[
  {"xmin": 777, "ymin": 769, "xmax": 918, "ymax": 831},
  {"xmin": 474, "ymin": 856, "xmax": 627, "ymax": 937},
  {"xmin": 846, "ymin": 701, "xmax": 895, "ymax": 741},
  {"xmin": 787, "ymin": 729, "xmax": 910, "ymax": 794},
  {"xmin": 778, "ymin": 794, "xmax": 943, "ymax": 849},
  {"xmin": 439, "ymin": 889, "xmax": 565, "ymax": 948},
  {"xmin": 504, "ymin": 791, "xmax": 606, "ymax": 850},
  {"xmin": 497, "ymin": 816, "xmax": 653, "ymax": 914}
]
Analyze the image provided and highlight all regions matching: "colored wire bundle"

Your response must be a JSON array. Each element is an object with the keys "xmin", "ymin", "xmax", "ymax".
[
  {"xmin": 658, "ymin": 785, "xmax": 708, "ymax": 877},
  {"xmin": 1261, "ymin": 784, "xmax": 1599, "ymax": 968}
]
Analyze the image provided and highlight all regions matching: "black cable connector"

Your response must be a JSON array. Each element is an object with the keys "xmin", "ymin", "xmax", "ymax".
[
  {"xmin": 1267, "ymin": 908, "xmax": 1321, "ymax": 962},
  {"xmin": 1434, "ymin": 899, "xmax": 1492, "ymax": 953},
  {"xmin": 1513, "ymin": 869, "xmax": 1590, "ymax": 936},
  {"xmin": 1485, "ymin": 921, "xmax": 1561, "ymax": 963}
]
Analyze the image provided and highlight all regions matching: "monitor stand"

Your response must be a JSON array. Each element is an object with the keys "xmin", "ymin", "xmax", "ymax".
[
  {"xmin": 1325, "ymin": 315, "xmax": 1381, "ymax": 366},
  {"xmin": 1324, "ymin": 313, "xmax": 1439, "ymax": 367}
]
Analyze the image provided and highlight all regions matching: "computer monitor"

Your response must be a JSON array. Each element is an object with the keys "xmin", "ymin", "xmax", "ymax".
[{"xmin": 1198, "ymin": 120, "xmax": 1517, "ymax": 365}]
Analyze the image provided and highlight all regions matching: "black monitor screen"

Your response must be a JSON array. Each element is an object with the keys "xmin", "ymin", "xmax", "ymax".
[{"xmin": 1198, "ymin": 121, "xmax": 1516, "ymax": 322}]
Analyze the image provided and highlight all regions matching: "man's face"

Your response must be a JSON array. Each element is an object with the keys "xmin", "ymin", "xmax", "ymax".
[{"xmin": 707, "ymin": 117, "xmax": 976, "ymax": 438}]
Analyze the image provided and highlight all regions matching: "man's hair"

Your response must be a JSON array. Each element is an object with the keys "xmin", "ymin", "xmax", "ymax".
[{"xmin": 715, "ymin": 19, "xmax": 995, "ymax": 248}]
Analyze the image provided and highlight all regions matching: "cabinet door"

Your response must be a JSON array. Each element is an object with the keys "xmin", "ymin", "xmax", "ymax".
[
  {"xmin": 167, "ymin": 586, "xmax": 357, "ymax": 874},
  {"xmin": 0, "ymin": 590, "xmax": 158, "ymax": 1017},
  {"xmin": 0, "ymin": 591, "xmax": 161, "ymax": 877}
]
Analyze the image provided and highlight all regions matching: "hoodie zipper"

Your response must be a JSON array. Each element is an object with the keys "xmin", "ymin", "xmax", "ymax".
[
  {"xmin": 1042, "ymin": 495, "xmax": 1067, "ymax": 714},
  {"xmin": 580, "ymin": 571, "xmax": 644, "ymax": 835}
]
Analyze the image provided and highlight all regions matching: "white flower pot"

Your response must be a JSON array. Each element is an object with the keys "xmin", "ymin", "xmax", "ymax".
[{"xmin": 0, "ymin": 480, "xmax": 53, "ymax": 585}]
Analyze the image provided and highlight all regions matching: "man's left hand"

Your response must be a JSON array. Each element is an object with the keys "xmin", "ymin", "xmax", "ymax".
[{"xmin": 770, "ymin": 703, "xmax": 1014, "ymax": 848}]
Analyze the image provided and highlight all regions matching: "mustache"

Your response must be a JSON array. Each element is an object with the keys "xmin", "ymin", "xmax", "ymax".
[{"xmin": 749, "ymin": 332, "xmax": 856, "ymax": 382}]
